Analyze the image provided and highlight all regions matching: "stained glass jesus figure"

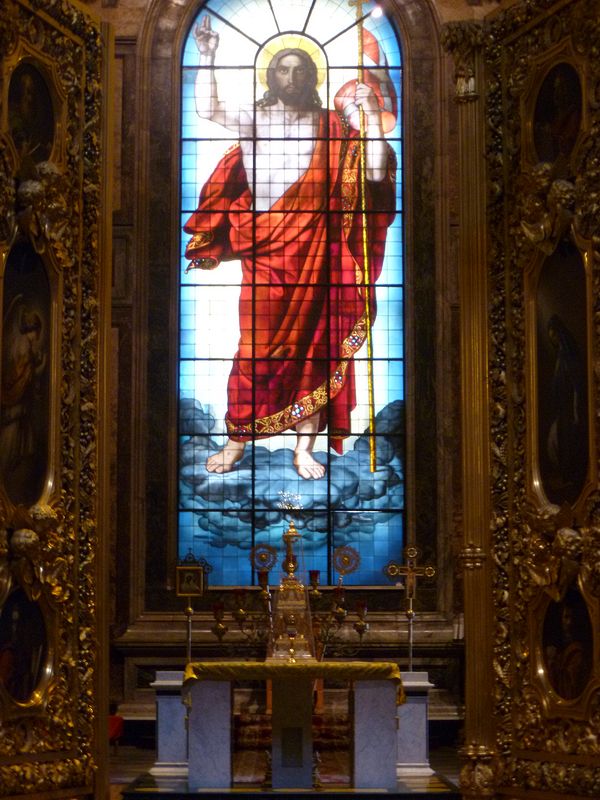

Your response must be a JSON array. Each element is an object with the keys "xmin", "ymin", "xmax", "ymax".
[{"xmin": 183, "ymin": 16, "xmax": 396, "ymax": 479}]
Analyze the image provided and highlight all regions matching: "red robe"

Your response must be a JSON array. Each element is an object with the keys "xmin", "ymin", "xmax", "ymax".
[{"xmin": 184, "ymin": 110, "xmax": 395, "ymax": 452}]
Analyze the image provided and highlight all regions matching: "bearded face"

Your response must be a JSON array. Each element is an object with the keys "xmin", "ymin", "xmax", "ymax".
[{"xmin": 265, "ymin": 49, "xmax": 319, "ymax": 109}]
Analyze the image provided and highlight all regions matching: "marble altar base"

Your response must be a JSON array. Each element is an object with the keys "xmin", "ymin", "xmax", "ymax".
[
  {"xmin": 396, "ymin": 672, "xmax": 434, "ymax": 777},
  {"xmin": 184, "ymin": 661, "xmax": 403, "ymax": 791},
  {"xmin": 150, "ymin": 671, "xmax": 188, "ymax": 778}
]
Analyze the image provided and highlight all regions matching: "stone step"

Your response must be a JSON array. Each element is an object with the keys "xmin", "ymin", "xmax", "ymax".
[{"xmin": 123, "ymin": 770, "xmax": 461, "ymax": 799}]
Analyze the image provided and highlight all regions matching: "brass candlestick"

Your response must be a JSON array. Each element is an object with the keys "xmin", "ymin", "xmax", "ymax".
[
  {"xmin": 211, "ymin": 602, "xmax": 228, "ymax": 643},
  {"xmin": 353, "ymin": 601, "xmax": 369, "ymax": 642}
]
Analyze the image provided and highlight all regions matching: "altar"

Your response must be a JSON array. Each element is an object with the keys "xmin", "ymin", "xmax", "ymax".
[{"xmin": 183, "ymin": 660, "xmax": 403, "ymax": 791}]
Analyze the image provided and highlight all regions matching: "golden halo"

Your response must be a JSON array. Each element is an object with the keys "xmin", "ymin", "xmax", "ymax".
[{"xmin": 256, "ymin": 33, "xmax": 327, "ymax": 90}]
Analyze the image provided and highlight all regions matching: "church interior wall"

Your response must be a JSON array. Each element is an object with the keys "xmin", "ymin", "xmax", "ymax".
[
  {"xmin": 5, "ymin": 0, "xmax": 600, "ymax": 797},
  {"xmin": 97, "ymin": 0, "xmax": 466, "ymax": 728}
]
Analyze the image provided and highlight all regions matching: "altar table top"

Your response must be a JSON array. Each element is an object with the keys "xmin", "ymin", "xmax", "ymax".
[{"xmin": 183, "ymin": 660, "xmax": 405, "ymax": 704}]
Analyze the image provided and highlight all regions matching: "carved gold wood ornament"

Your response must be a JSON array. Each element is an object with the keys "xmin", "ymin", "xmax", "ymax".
[
  {"xmin": 0, "ymin": 0, "xmax": 103, "ymax": 795},
  {"xmin": 446, "ymin": 0, "xmax": 600, "ymax": 794},
  {"xmin": 478, "ymin": 0, "xmax": 600, "ymax": 795}
]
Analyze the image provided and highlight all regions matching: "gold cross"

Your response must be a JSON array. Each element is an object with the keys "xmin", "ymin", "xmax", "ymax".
[{"xmin": 383, "ymin": 546, "xmax": 436, "ymax": 600}]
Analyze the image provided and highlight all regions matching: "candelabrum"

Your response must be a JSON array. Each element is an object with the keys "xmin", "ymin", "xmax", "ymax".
[
  {"xmin": 208, "ymin": 534, "xmax": 369, "ymax": 659},
  {"xmin": 210, "ymin": 581, "xmax": 272, "ymax": 648},
  {"xmin": 308, "ymin": 571, "xmax": 369, "ymax": 660}
]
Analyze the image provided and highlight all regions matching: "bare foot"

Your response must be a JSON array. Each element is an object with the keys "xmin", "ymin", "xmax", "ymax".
[
  {"xmin": 293, "ymin": 412, "xmax": 325, "ymax": 479},
  {"xmin": 206, "ymin": 440, "xmax": 246, "ymax": 473},
  {"xmin": 293, "ymin": 449, "xmax": 326, "ymax": 480}
]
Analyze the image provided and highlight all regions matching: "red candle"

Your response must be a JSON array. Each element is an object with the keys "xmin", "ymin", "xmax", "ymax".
[{"xmin": 257, "ymin": 569, "xmax": 269, "ymax": 588}]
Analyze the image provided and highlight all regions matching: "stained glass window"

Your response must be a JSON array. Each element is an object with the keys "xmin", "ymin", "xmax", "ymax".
[{"xmin": 179, "ymin": 0, "xmax": 404, "ymax": 586}]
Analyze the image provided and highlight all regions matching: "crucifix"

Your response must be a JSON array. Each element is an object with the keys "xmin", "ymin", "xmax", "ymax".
[{"xmin": 383, "ymin": 546, "xmax": 436, "ymax": 671}]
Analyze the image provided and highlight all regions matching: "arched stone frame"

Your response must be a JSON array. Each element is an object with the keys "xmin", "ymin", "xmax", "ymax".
[{"xmin": 129, "ymin": 0, "xmax": 457, "ymax": 640}]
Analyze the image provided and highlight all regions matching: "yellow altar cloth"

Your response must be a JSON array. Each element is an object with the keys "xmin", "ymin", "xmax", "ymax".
[{"xmin": 183, "ymin": 660, "xmax": 405, "ymax": 704}]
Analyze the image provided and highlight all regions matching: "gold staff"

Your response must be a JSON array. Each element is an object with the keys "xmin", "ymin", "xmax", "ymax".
[{"xmin": 350, "ymin": 0, "xmax": 377, "ymax": 472}]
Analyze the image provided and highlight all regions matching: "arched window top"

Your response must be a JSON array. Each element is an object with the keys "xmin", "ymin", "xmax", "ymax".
[{"xmin": 182, "ymin": 0, "xmax": 402, "ymax": 71}]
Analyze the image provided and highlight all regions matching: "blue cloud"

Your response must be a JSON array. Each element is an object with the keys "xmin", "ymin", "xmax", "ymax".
[{"xmin": 179, "ymin": 398, "xmax": 404, "ymax": 549}]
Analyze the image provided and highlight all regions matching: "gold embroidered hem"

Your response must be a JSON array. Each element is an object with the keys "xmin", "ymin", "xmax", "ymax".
[{"xmin": 225, "ymin": 313, "xmax": 368, "ymax": 440}]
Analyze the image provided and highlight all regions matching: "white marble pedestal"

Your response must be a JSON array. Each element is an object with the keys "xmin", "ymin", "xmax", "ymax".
[
  {"xmin": 187, "ymin": 680, "xmax": 232, "ymax": 789},
  {"xmin": 354, "ymin": 679, "xmax": 398, "ymax": 790},
  {"xmin": 182, "ymin": 660, "xmax": 402, "ymax": 791},
  {"xmin": 396, "ymin": 671, "xmax": 434, "ymax": 776},
  {"xmin": 150, "ymin": 671, "xmax": 187, "ymax": 778}
]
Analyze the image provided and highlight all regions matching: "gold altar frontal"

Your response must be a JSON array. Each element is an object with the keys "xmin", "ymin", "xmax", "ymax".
[{"xmin": 183, "ymin": 659, "xmax": 405, "ymax": 704}]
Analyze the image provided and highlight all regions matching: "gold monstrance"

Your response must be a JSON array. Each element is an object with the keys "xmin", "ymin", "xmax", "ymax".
[{"xmin": 266, "ymin": 521, "xmax": 317, "ymax": 662}]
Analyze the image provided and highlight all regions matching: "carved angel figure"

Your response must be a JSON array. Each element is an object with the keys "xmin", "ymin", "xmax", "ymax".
[{"xmin": 519, "ymin": 164, "xmax": 575, "ymax": 254}]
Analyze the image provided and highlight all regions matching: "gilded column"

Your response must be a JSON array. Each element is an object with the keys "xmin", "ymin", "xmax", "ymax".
[{"xmin": 441, "ymin": 22, "xmax": 499, "ymax": 798}]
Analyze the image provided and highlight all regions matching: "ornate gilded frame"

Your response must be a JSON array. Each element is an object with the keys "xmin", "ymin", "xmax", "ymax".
[
  {"xmin": 445, "ymin": 0, "xmax": 600, "ymax": 794},
  {"xmin": 520, "ymin": 41, "xmax": 588, "ymax": 172},
  {"xmin": 520, "ymin": 43, "xmax": 595, "ymax": 518},
  {"xmin": 0, "ymin": 43, "xmax": 71, "ymax": 727},
  {"xmin": 528, "ymin": 574, "xmax": 600, "ymax": 722},
  {"xmin": 485, "ymin": 1, "xmax": 600, "ymax": 794},
  {"xmin": 0, "ymin": 1, "xmax": 108, "ymax": 796},
  {"xmin": 523, "ymin": 236, "xmax": 595, "ymax": 515}
]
